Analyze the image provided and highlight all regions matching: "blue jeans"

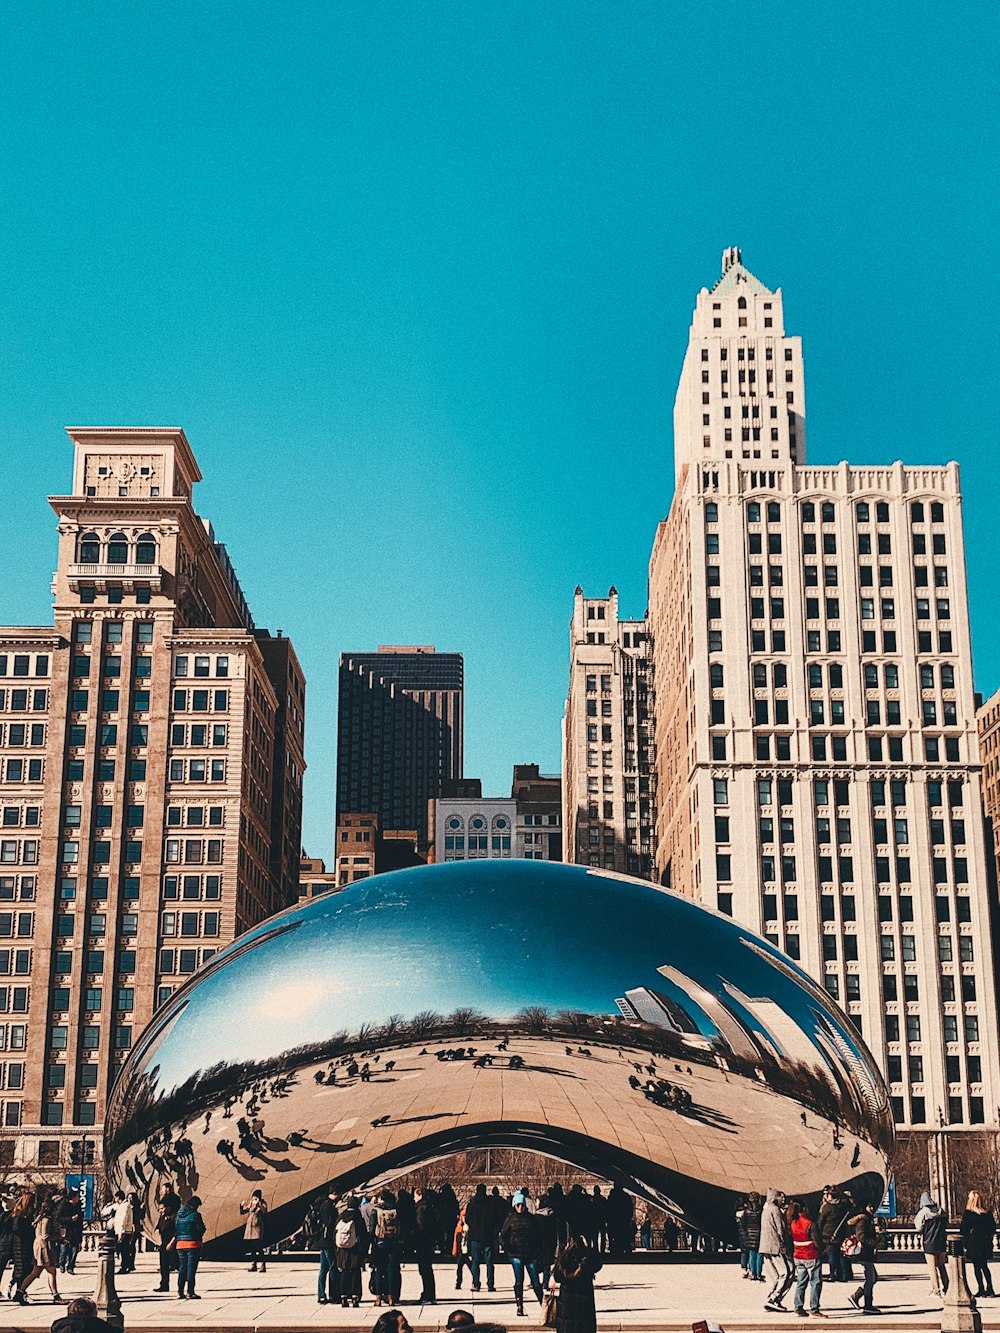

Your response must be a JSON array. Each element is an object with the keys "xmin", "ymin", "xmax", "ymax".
[
  {"xmin": 177, "ymin": 1248, "xmax": 200, "ymax": 1295},
  {"xmin": 318, "ymin": 1248, "xmax": 339, "ymax": 1301},
  {"xmin": 373, "ymin": 1240, "xmax": 402, "ymax": 1301},
  {"xmin": 794, "ymin": 1259, "xmax": 822, "ymax": 1313},
  {"xmin": 470, "ymin": 1239, "xmax": 494, "ymax": 1289},
  {"xmin": 748, "ymin": 1248, "xmax": 763, "ymax": 1279},
  {"xmin": 510, "ymin": 1257, "xmax": 542, "ymax": 1307}
]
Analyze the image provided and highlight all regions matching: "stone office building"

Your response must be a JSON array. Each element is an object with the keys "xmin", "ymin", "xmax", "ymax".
[
  {"xmin": 0, "ymin": 427, "xmax": 304, "ymax": 1177},
  {"xmin": 647, "ymin": 250, "xmax": 1000, "ymax": 1130}
]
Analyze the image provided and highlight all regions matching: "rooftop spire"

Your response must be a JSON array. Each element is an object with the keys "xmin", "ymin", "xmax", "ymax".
[{"xmin": 722, "ymin": 245, "xmax": 742, "ymax": 274}]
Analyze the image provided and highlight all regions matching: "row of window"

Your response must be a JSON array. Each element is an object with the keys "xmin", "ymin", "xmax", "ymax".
[
  {"xmin": 0, "ymin": 724, "xmax": 46, "ymax": 746},
  {"xmin": 172, "ymin": 689, "xmax": 229, "ymax": 713},
  {"xmin": 160, "ymin": 910, "xmax": 221, "ymax": 937},
  {"xmin": 76, "ymin": 532, "xmax": 158, "ymax": 564},
  {"xmin": 164, "ymin": 838, "xmax": 225, "ymax": 864},
  {"xmin": 171, "ymin": 723, "xmax": 228, "ymax": 747},
  {"xmin": 0, "ymin": 689, "xmax": 47, "ymax": 712},
  {"xmin": 705, "ymin": 499, "xmax": 949, "ymax": 526},
  {"xmin": 71, "ymin": 689, "xmax": 152, "ymax": 713},
  {"xmin": 0, "ymin": 655, "xmax": 49, "ymax": 678},
  {"xmin": 163, "ymin": 874, "xmax": 222, "ymax": 900},
  {"xmin": 74, "ymin": 622, "xmax": 152, "ymax": 646},
  {"xmin": 174, "ymin": 655, "xmax": 229, "ymax": 678}
]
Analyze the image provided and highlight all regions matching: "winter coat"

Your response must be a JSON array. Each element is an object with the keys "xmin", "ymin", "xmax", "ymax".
[
  {"xmin": 534, "ymin": 1207, "xmax": 560, "ymax": 1265},
  {"xmin": 961, "ymin": 1209, "xmax": 996, "ymax": 1262},
  {"xmin": 915, "ymin": 1195, "xmax": 948, "ymax": 1255},
  {"xmin": 818, "ymin": 1196, "xmax": 853, "ymax": 1246},
  {"xmin": 51, "ymin": 1317, "xmax": 116, "ymax": 1333},
  {"xmin": 465, "ymin": 1189, "xmax": 492, "ymax": 1243},
  {"xmin": 736, "ymin": 1201, "xmax": 762, "ymax": 1249},
  {"xmin": 315, "ymin": 1197, "xmax": 341, "ymax": 1250},
  {"xmin": 175, "ymin": 1204, "xmax": 206, "ymax": 1247},
  {"xmin": 112, "ymin": 1200, "xmax": 135, "ymax": 1240},
  {"xmin": 554, "ymin": 1247, "xmax": 602, "ymax": 1333},
  {"xmin": 241, "ymin": 1196, "xmax": 267, "ymax": 1242},
  {"xmin": 413, "ymin": 1197, "xmax": 440, "ymax": 1254},
  {"xmin": 0, "ymin": 1210, "xmax": 13, "ymax": 1263},
  {"xmin": 847, "ymin": 1211, "xmax": 879, "ymax": 1263},
  {"xmin": 500, "ymin": 1210, "xmax": 540, "ymax": 1261},
  {"xmin": 759, "ymin": 1189, "xmax": 790, "ymax": 1257}
]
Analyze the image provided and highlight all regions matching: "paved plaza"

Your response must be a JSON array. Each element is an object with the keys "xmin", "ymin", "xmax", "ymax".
[{"xmin": 7, "ymin": 1251, "xmax": 1000, "ymax": 1332}]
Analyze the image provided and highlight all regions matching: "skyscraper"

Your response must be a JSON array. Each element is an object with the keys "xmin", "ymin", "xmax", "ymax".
[
  {"xmin": 561, "ymin": 588, "xmax": 654, "ymax": 877},
  {"xmin": 0, "ymin": 427, "xmax": 304, "ymax": 1174},
  {"xmin": 647, "ymin": 251, "xmax": 1000, "ymax": 1129},
  {"xmin": 336, "ymin": 646, "xmax": 463, "ymax": 850}
]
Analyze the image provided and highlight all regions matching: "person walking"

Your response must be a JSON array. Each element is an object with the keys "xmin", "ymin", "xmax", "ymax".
[
  {"xmin": 499, "ymin": 1191, "xmax": 543, "ymax": 1316},
  {"xmin": 789, "ymin": 1200, "xmax": 825, "ymax": 1319},
  {"xmin": 371, "ymin": 1189, "xmax": 404, "ymax": 1307},
  {"xmin": 175, "ymin": 1195, "xmax": 206, "ymax": 1300},
  {"xmin": 55, "ymin": 1190, "xmax": 83, "ymax": 1276},
  {"xmin": 960, "ymin": 1191, "xmax": 996, "ymax": 1299},
  {"xmin": 845, "ymin": 1201, "xmax": 880, "ymax": 1313},
  {"xmin": 760, "ymin": 1187, "xmax": 794, "ymax": 1313},
  {"xmin": 915, "ymin": 1192, "xmax": 949, "ymax": 1298},
  {"xmin": 13, "ymin": 1202, "xmax": 64, "ymax": 1306},
  {"xmin": 0, "ymin": 1195, "xmax": 14, "ymax": 1295},
  {"xmin": 154, "ymin": 1186, "xmax": 180, "ymax": 1293},
  {"xmin": 452, "ymin": 1202, "xmax": 474, "ymax": 1290},
  {"xmin": 335, "ymin": 1195, "xmax": 366, "ymax": 1309},
  {"xmin": 240, "ymin": 1189, "xmax": 268, "ymax": 1273},
  {"xmin": 553, "ymin": 1237, "xmax": 602, "ymax": 1333},
  {"xmin": 315, "ymin": 1187, "xmax": 342, "ymax": 1305}
]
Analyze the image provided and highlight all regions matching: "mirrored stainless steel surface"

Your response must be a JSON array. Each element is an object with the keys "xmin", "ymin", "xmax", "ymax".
[{"xmin": 105, "ymin": 861, "xmax": 893, "ymax": 1250}]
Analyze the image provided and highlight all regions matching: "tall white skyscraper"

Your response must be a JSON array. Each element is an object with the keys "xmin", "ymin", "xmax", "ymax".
[{"xmin": 647, "ymin": 250, "xmax": 1000, "ymax": 1130}]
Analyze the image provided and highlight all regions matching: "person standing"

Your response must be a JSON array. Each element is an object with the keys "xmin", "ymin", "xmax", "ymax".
[
  {"xmin": 413, "ymin": 1187, "xmax": 439, "ymax": 1305},
  {"xmin": 240, "ymin": 1190, "xmax": 268, "ymax": 1273},
  {"xmin": 175, "ymin": 1195, "xmax": 206, "ymax": 1300},
  {"xmin": 315, "ymin": 1188, "xmax": 342, "ymax": 1305},
  {"xmin": 960, "ymin": 1191, "xmax": 996, "ymax": 1299},
  {"xmin": 499, "ymin": 1191, "xmax": 543, "ymax": 1316},
  {"xmin": 464, "ymin": 1183, "xmax": 494, "ymax": 1293},
  {"xmin": 553, "ymin": 1237, "xmax": 602, "ymax": 1333},
  {"xmin": 760, "ymin": 1188, "xmax": 794, "ymax": 1313},
  {"xmin": 915, "ymin": 1192, "xmax": 949, "ymax": 1298},
  {"xmin": 371, "ymin": 1189, "xmax": 404, "ymax": 1308},
  {"xmin": 789, "ymin": 1200, "xmax": 825, "ymax": 1319},
  {"xmin": 818, "ymin": 1187, "xmax": 853, "ymax": 1283},
  {"xmin": 335, "ymin": 1195, "xmax": 366, "ymax": 1309},
  {"xmin": 736, "ymin": 1193, "xmax": 764, "ymax": 1281},
  {"xmin": 154, "ymin": 1186, "xmax": 180, "ymax": 1294},
  {"xmin": 534, "ymin": 1192, "xmax": 560, "ymax": 1291},
  {"xmin": 846, "ymin": 1201, "xmax": 880, "ymax": 1313},
  {"xmin": 112, "ymin": 1192, "xmax": 137, "ymax": 1274},
  {"xmin": 55, "ymin": 1190, "xmax": 83, "ymax": 1276},
  {"xmin": 13, "ymin": 1201, "xmax": 64, "ymax": 1306}
]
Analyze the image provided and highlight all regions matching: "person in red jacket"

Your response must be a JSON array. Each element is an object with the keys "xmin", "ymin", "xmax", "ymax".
[{"xmin": 789, "ymin": 1201, "xmax": 826, "ymax": 1319}]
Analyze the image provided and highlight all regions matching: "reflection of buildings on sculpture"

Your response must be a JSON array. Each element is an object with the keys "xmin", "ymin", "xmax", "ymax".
[
  {"xmin": 615, "ymin": 987, "xmax": 711, "ymax": 1051},
  {"xmin": 722, "ymin": 980, "xmax": 836, "ymax": 1094},
  {"xmin": 656, "ymin": 965, "xmax": 761, "ymax": 1065}
]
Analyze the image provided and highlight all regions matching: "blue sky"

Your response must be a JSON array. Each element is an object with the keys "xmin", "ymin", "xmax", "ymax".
[{"xmin": 0, "ymin": 3, "xmax": 996, "ymax": 861}]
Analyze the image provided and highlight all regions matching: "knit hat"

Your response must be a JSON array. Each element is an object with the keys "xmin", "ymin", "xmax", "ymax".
[{"xmin": 512, "ymin": 1192, "xmax": 526, "ymax": 1206}]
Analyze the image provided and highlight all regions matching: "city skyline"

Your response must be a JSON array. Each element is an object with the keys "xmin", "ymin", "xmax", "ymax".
[{"xmin": 1, "ymin": 6, "xmax": 997, "ymax": 861}]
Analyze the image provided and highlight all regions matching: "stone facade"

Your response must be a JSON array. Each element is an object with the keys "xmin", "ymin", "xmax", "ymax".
[
  {"xmin": 647, "ymin": 254, "xmax": 1000, "ymax": 1130},
  {"xmin": 0, "ymin": 427, "xmax": 304, "ymax": 1177},
  {"xmin": 561, "ymin": 588, "xmax": 654, "ymax": 877}
]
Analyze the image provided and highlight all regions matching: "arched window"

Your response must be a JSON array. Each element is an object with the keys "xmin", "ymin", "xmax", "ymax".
[
  {"xmin": 494, "ymin": 817, "xmax": 508, "ymax": 830},
  {"xmin": 107, "ymin": 533, "xmax": 129, "ymax": 564},
  {"xmin": 447, "ymin": 817, "xmax": 463, "ymax": 831},
  {"xmin": 470, "ymin": 817, "xmax": 485, "ymax": 831},
  {"xmin": 78, "ymin": 532, "xmax": 101, "ymax": 564},
  {"xmin": 737, "ymin": 296, "xmax": 747, "ymax": 309},
  {"xmin": 136, "ymin": 533, "xmax": 157, "ymax": 564}
]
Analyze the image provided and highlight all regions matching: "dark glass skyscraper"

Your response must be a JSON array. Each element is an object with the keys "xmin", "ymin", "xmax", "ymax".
[{"xmin": 336, "ymin": 646, "xmax": 463, "ymax": 849}]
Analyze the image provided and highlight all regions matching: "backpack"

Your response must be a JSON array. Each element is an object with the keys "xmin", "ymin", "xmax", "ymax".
[
  {"xmin": 375, "ymin": 1208, "xmax": 400, "ymax": 1241},
  {"xmin": 336, "ymin": 1214, "xmax": 358, "ymax": 1249}
]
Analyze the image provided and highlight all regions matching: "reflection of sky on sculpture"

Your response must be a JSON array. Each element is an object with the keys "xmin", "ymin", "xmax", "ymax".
[{"xmin": 146, "ymin": 862, "xmax": 855, "ymax": 1089}]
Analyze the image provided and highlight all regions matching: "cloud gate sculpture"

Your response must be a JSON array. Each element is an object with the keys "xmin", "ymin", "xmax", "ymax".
[{"xmin": 106, "ymin": 861, "xmax": 893, "ymax": 1251}]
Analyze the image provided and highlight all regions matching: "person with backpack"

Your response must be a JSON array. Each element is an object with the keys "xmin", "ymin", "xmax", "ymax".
[
  {"xmin": 335, "ymin": 1195, "xmax": 366, "ymax": 1308},
  {"xmin": 371, "ymin": 1189, "xmax": 404, "ymax": 1307},
  {"xmin": 314, "ymin": 1188, "xmax": 342, "ymax": 1305},
  {"xmin": 915, "ymin": 1192, "xmax": 949, "ymax": 1298}
]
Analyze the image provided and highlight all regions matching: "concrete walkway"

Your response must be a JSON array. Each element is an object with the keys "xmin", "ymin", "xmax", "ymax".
[{"xmin": 6, "ymin": 1252, "xmax": 998, "ymax": 1331}]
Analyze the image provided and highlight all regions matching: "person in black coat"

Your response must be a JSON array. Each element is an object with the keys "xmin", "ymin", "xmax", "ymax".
[
  {"xmin": 50, "ymin": 1296, "xmax": 116, "ymax": 1333},
  {"xmin": 960, "ymin": 1191, "xmax": 997, "ymax": 1298},
  {"xmin": 465, "ymin": 1184, "xmax": 495, "ymax": 1293},
  {"xmin": 553, "ymin": 1238, "xmax": 602, "ymax": 1333},
  {"xmin": 413, "ymin": 1188, "xmax": 440, "ymax": 1304}
]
